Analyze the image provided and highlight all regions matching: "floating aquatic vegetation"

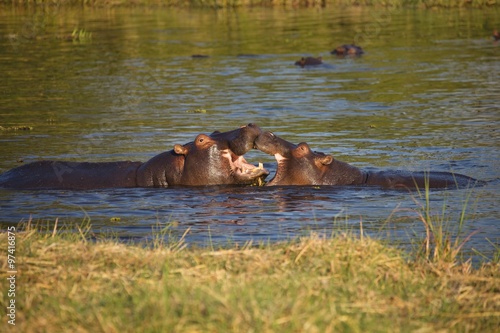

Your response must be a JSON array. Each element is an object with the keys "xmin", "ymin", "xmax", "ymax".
[
  {"xmin": 186, "ymin": 108, "xmax": 207, "ymax": 113},
  {"xmin": 71, "ymin": 28, "xmax": 92, "ymax": 42},
  {"xmin": 0, "ymin": 125, "xmax": 33, "ymax": 131}
]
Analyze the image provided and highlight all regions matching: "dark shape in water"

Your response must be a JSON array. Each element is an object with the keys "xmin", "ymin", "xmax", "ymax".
[
  {"xmin": 191, "ymin": 54, "xmax": 209, "ymax": 58},
  {"xmin": 331, "ymin": 44, "xmax": 364, "ymax": 57},
  {"xmin": 295, "ymin": 56, "xmax": 323, "ymax": 67}
]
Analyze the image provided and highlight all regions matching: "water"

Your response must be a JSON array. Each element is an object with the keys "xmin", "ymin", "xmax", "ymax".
[{"xmin": 0, "ymin": 6, "xmax": 498, "ymax": 261}]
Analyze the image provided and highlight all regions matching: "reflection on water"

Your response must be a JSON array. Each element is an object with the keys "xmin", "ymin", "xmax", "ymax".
[{"xmin": 0, "ymin": 6, "xmax": 498, "ymax": 261}]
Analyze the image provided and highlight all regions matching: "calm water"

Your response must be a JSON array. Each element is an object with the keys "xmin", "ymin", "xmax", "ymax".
[{"xmin": 0, "ymin": 6, "xmax": 498, "ymax": 260}]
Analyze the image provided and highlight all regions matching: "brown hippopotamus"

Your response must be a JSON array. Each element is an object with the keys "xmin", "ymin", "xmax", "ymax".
[
  {"xmin": 295, "ymin": 57, "xmax": 323, "ymax": 67},
  {"xmin": 493, "ymin": 29, "xmax": 500, "ymax": 41},
  {"xmin": 0, "ymin": 124, "xmax": 268, "ymax": 190},
  {"xmin": 331, "ymin": 44, "xmax": 364, "ymax": 57},
  {"xmin": 255, "ymin": 131, "xmax": 481, "ymax": 189}
]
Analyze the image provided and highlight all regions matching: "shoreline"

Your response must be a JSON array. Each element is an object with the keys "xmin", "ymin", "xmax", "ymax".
[{"xmin": 1, "ymin": 226, "xmax": 498, "ymax": 331}]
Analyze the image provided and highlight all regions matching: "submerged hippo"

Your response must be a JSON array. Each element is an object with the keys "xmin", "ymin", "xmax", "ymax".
[
  {"xmin": 0, "ymin": 124, "xmax": 268, "ymax": 190},
  {"xmin": 295, "ymin": 57, "xmax": 323, "ymax": 67},
  {"xmin": 255, "ymin": 131, "xmax": 481, "ymax": 189},
  {"xmin": 331, "ymin": 44, "xmax": 364, "ymax": 57}
]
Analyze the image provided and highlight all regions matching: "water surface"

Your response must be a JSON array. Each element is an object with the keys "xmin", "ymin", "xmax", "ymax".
[{"xmin": 0, "ymin": 6, "xmax": 498, "ymax": 261}]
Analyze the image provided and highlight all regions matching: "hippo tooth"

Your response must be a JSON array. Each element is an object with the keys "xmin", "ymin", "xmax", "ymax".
[{"xmin": 258, "ymin": 162, "xmax": 263, "ymax": 169}]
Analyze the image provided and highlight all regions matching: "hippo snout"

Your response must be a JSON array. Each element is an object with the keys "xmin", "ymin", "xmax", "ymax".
[
  {"xmin": 255, "ymin": 132, "xmax": 276, "ymax": 155},
  {"xmin": 224, "ymin": 123, "xmax": 263, "ymax": 156},
  {"xmin": 255, "ymin": 131, "xmax": 293, "ymax": 157}
]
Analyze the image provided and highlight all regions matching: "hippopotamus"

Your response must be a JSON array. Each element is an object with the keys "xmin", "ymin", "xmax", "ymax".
[
  {"xmin": 255, "ymin": 131, "xmax": 481, "ymax": 189},
  {"xmin": 331, "ymin": 44, "xmax": 364, "ymax": 56},
  {"xmin": 0, "ymin": 124, "xmax": 268, "ymax": 190},
  {"xmin": 493, "ymin": 29, "xmax": 499, "ymax": 41},
  {"xmin": 295, "ymin": 57, "xmax": 323, "ymax": 67}
]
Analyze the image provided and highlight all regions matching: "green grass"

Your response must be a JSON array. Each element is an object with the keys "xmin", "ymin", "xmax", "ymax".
[
  {"xmin": 409, "ymin": 183, "xmax": 478, "ymax": 263},
  {"xmin": 1, "ymin": 0, "xmax": 498, "ymax": 8},
  {"xmin": 1, "ymin": 218, "xmax": 498, "ymax": 332}
]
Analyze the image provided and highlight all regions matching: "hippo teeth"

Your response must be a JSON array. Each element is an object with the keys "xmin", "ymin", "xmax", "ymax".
[
  {"xmin": 237, "ymin": 162, "xmax": 264, "ymax": 174},
  {"xmin": 242, "ymin": 167, "xmax": 255, "ymax": 174},
  {"xmin": 249, "ymin": 162, "xmax": 264, "ymax": 174},
  {"xmin": 224, "ymin": 150, "xmax": 268, "ymax": 177}
]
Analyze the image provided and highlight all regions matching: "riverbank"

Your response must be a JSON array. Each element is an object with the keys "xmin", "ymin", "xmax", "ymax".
[
  {"xmin": 1, "ymin": 0, "xmax": 498, "ymax": 8},
  {"xmin": 1, "ymin": 223, "xmax": 498, "ymax": 332}
]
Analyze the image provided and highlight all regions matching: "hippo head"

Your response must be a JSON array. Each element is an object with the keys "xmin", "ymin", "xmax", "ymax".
[
  {"xmin": 294, "ymin": 56, "xmax": 323, "ymax": 67},
  {"xmin": 174, "ymin": 124, "xmax": 269, "ymax": 186},
  {"xmin": 209, "ymin": 123, "xmax": 262, "ymax": 156},
  {"xmin": 255, "ymin": 131, "xmax": 365, "ymax": 186},
  {"xmin": 255, "ymin": 132, "xmax": 333, "ymax": 186}
]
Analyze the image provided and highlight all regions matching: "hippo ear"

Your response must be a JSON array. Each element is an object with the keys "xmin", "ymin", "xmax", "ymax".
[
  {"xmin": 297, "ymin": 142, "xmax": 309, "ymax": 149},
  {"xmin": 194, "ymin": 134, "xmax": 212, "ymax": 147},
  {"xmin": 294, "ymin": 143, "xmax": 310, "ymax": 157},
  {"xmin": 320, "ymin": 155, "xmax": 333, "ymax": 165},
  {"xmin": 194, "ymin": 134, "xmax": 215, "ymax": 149},
  {"xmin": 174, "ymin": 144, "xmax": 188, "ymax": 155}
]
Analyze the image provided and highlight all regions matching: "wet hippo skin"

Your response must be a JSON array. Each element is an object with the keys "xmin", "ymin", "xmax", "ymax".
[
  {"xmin": 255, "ymin": 131, "xmax": 482, "ymax": 189},
  {"xmin": 295, "ymin": 57, "xmax": 323, "ymax": 67},
  {"xmin": 331, "ymin": 44, "xmax": 364, "ymax": 56},
  {"xmin": 137, "ymin": 123, "xmax": 268, "ymax": 187},
  {"xmin": 0, "ymin": 124, "xmax": 268, "ymax": 190}
]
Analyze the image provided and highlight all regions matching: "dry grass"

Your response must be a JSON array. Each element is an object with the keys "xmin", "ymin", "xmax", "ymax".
[{"xmin": 0, "ymin": 223, "xmax": 499, "ymax": 332}]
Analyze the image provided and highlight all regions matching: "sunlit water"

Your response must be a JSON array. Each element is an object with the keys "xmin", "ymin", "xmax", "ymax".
[{"xmin": 0, "ymin": 6, "xmax": 498, "ymax": 262}]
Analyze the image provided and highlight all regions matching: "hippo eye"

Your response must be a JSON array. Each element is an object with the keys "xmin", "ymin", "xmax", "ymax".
[{"xmin": 198, "ymin": 138, "xmax": 204, "ymax": 143}]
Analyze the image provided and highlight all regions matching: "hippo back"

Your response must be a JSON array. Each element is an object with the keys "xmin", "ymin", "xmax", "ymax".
[
  {"xmin": 365, "ymin": 170, "xmax": 483, "ymax": 189},
  {"xmin": 0, "ymin": 161, "xmax": 141, "ymax": 190}
]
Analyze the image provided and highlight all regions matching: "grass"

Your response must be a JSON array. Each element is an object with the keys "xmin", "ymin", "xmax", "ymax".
[
  {"xmin": 378, "ymin": 178, "xmax": 487, "ymax": 265},
  {"xmin": 1, "ymin": 216, "xmax": 499, "ymax": 332},
  {"xmin": 1, "ymin": 0, "xmax": 498, "ymax": 8},
  {"xmin": 410, "ymin": 183, "xmax": 479, "ymax": 263}
]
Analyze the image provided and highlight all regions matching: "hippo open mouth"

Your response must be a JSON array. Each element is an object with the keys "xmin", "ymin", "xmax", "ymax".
[{"xmin": 223, "ymin": 150, "xmax": 269, "ymax": 185}]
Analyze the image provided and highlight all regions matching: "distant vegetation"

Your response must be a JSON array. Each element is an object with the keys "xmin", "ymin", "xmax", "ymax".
[{"xmin": 0, "ymin": 0, "xmax": 498, "ymax": 8}]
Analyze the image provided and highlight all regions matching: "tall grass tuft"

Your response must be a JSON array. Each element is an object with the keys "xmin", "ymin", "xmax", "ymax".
[
  {"xmin": 148, "ymin": 220, "xmax": 190, "ymax": 252},
  {"xmin": 408, "ymin": 181, "xmax": 480, "ymax": 265}
]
